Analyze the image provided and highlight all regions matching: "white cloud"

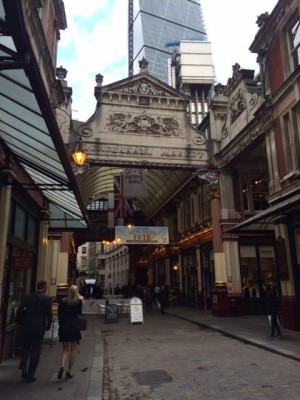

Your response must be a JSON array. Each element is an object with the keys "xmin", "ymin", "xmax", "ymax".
[
  {"xmin": 58, "ymin": 0, "xmax": 278, "ymax": 121},
  {"xmin": 201, "ymin": 0, "xmax": 278, "ymax": 84}
]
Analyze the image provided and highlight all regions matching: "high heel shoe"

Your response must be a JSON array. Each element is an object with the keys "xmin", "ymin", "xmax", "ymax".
[
  {"xmin": 65, "ymin": 371, "xmax": 73, "ymax": 379},
  {"xmin": 57, "ymin": 367, "xmax": 64, "ymax": 380}
]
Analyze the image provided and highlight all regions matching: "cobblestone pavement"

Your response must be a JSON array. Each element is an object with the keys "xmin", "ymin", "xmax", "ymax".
[{"xmin": 100, "ymin": 311, "xmax": 300, "ymax": 400}]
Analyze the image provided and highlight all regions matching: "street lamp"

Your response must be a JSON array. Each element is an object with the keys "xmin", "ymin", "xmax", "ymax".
[{"xmin": 71, "ymin": 138, "xmax": 87, "ymax": 166}]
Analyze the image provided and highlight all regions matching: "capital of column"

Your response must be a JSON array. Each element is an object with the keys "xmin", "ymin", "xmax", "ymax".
[
  {"xmin": 208, "ymin": 185, "xmax": 220, "ymax": 200},
  {"xmin": 40, "ymin": 209, "xmax": 51, "ymax": 222},
  {"xmin": 3, "ymin": 169, "xmax": 17, "ymax": 184},
  {"xmin": 196, "ymin": 168, "xmax": 219, "ymax": 186}
]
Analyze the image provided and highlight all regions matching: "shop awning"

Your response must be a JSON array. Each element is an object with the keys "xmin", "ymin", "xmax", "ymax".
[{"xmin": 0, "ymin": 0, "xmax": 87, "ymax": 230}]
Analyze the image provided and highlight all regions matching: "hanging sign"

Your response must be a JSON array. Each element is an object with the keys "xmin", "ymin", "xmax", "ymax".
[{"xmin": 115, "ymin": 226, "xmax": 169, "ymax": 244}]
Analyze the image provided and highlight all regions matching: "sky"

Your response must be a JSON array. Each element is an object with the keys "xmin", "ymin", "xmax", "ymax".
[{"xmin": 57, "ymin": 0, "xmax": 278, "ymax": 122}]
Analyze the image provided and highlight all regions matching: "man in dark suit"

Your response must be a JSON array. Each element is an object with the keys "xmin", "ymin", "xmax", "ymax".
[{"xmin": 16, "ymin": 280, "xmax": 52, "ymax": 383}]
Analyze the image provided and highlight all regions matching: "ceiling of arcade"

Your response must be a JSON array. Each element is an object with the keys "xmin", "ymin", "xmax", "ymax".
[
  {"xmin": 69, "ymin": 65, "xmax": 210, "ymax": 225},
  {"xmin": 76, "ymin": 166, "xmax": 192, "ymax": 220}
]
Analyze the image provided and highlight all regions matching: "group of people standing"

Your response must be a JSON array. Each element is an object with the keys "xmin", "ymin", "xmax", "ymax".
[
  {"xmin": 132, "ymin": 284, "xmax": 176, "ymax": 314},
  {"xmin": 16, "ymin": 280, "xmax": 84, "ymax": 383}
]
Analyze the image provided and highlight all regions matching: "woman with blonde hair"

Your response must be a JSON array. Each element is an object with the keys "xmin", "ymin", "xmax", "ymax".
[{"xmin": 57, "ymin": 285, "xmax": 84, "ymax": 379}]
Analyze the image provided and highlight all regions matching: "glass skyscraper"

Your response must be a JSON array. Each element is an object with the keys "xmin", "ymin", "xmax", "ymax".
[{"xmin": 128, "ymin": 0, "xmax": 207, "ymax": 84}]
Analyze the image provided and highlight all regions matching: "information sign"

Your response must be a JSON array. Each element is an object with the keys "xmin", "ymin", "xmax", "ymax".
[{"xmin": 130, "ymin": 297, "xmax": 144, "ymax": 324}]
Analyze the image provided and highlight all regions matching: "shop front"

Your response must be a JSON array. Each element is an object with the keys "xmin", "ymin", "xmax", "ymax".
[
  {"xmin": 0, "ymin": 195, "xmax": 40, "ymax": 361},
  {"xmin": 182, "ymin": 250, "xmax": 197, "ymax": 308},
  {"xmin": 239, "ymin": 243, "xmax": 278, "ymax": 315}
]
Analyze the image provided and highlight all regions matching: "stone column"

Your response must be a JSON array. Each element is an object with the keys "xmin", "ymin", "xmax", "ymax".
[
  {"xmin": 36, "ymin": 210, "xmax": 50, "ymax": 284},
  {"xmin": 46, "ymin": 236, "xmax": 60, "ymax": 298},
  {"xmin": 178, "ymin": 254, "xmax": 183, "ymax": 286},
  {"xmin": 0, "ymin": 169, "xmax": 16, "ymax": 299},
  {"xmin": 196, "ymin": 168, "xmax": 228, "ymax": 316},
  {"xmin": 195, "ymin": 245, "xmax": 201, "ymax": 309},
  {"xmin": 273, "ymin": 215, "xmax": 299, "ymax": 330}
]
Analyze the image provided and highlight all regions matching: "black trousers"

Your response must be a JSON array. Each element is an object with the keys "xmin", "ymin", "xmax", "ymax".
[
  {"xmin": 20, "ymin": 332, "xmax": 44, "ymax": 378},
  {"xmin": 270, "ymin": 313, "xmax": 281, "ymax": 337}
]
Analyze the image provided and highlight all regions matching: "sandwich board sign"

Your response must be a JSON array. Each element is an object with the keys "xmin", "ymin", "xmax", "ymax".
[
  {"xmin": 130, "ymin": 297, "xmax": 144, "ymax": 324},
  {"xmin": 105, "ymin": 304, "xmax": 119, "ymax": 324}
]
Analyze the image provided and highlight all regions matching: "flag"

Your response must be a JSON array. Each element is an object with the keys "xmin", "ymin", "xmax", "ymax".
[{"xmin": 107, "ymin": 175, "xmax": 135, "ymax": 228}]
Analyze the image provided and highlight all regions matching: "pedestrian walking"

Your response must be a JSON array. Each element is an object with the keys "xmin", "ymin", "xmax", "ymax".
[
  {"xmin": 16, "ymin": 280, "xmax": 52, "ymax": 383},
  {"xmin": 265, "ymin": 284, "xmax": 282, "ymax": 340},
  {"xmin": 144, "ymin": 287, "xmax": 154, "ymax": 313},
  {"xmin": 57, "ymin": 285, "xmax": 84, "ymax": 380},
  {"xmin": 157, "ymin": 285, "xmax": 168, "ymax": 314}
]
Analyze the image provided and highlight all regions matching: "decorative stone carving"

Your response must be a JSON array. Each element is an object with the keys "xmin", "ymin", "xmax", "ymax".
[
  {"xmin": 105, "ymin": 112, "xmax": 181, "ymax": 136},
  {"xmin": 232, "ymin": 62, "xmax": 241, "ymax": 76},
  {"xmin": 230, "ymin": 88, "xmax": 246, "ymax": 122},
  {"xmin": 222, "ymin": 125, "xmax": 229, "ymax": 139},
  {"xmin": 95, "ymin": 73, "xmax": 103, "ymax": 85},
  {"xmin": 139, "ymin": 57, "xmax": 149, "ymax": 71},
  {"xmin": 214, "ymin": 83, "xmax": 225, "ymax": 95},
  {"xmin": 180, "ymin": 84, "xmax": 191, "ymax": 96},
  {"xmin": 196, "ymin": 168, "xmax": 219, "ymax": 186},
  {"xmin": 56, "ymin": 65, "xmax": 67, "ymax": 80},
  {"xmin": 249, "ymin": 92, "xmax": 259, "ymax": 110},
  {"xmin": 256, "ymin": 12, "xmax": 269, "ymax": 28},
  {"xmin": 121, "ymin": 79, "xmax": 168, "ymax": 96}
]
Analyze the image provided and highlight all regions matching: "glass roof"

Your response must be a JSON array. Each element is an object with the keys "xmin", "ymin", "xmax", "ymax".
[
  {"xmin": 0, "ymin": 12, "xmax": 86, "ymax": 229},
  {"xmin": 76, "ymin": 166, "xmax": 192, "ymax": 220}
]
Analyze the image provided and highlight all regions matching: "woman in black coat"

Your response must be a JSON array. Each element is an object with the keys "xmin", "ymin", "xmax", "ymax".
[{"xmin": 57, "ymin": 285, "xmax": 83, "ymax": 379}]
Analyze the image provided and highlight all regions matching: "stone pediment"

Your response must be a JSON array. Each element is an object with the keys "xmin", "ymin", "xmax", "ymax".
[
  {"xmin": 76, "ymin": 70, "xmax": 209, "ymax": 170},
  {"xmin": 96, "ymin": 72, "xmax": 189, "ymax": 104}
]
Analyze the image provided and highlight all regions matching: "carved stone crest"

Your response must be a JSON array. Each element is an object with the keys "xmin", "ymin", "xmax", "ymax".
[
  {"xmin": 105, "ymin": 113, "xmax": 181, "ymax": 136},
  {"xmin": 121, "ymin": 79, "xmax": 168, "ymax": 96}
]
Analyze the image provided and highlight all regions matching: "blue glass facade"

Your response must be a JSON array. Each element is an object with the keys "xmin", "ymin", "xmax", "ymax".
[{"xmin": 129, "ymin": 0, "xmax": 207, "ymax": 83}]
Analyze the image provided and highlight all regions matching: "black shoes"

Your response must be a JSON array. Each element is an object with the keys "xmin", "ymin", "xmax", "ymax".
[
  {"xmin": 21, "ymin": 368, "xmax": 27, "ymax": 379},
  {"xmin": 57, "ymin": 367, "xmax": 64, "ymax": 380},
  {"xmin": 26, "ymin": 377, "xmax": 36, "ymax": 383},
  {"xmin": 57, "ymin": 367, "xmax": 73, "ymax": 379}
]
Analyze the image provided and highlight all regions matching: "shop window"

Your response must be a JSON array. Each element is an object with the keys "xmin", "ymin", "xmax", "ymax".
[
  {"xmin": 190, "ymin": 197, "xmax": 195, "ymax": 224},
  {"xmin": 5, "ymin": 248, "xmax": 33, "ymax": 328},
  {"xmin": 183, "ymin": 198, "xmax": 191, "ymax": 230},
  {"xmin": 283, "ymin": 113, "xmax": 295, "ymax": 174},
  {"xmin": 240, "ymin": 245, "xmax": 277, "ymax": 300},
  {"xmin": 197, "ymin": 185, "xmax": 211, "ymax": 222},
  {"xmin": 14, "ymin": 206, "xmax": 26, "ymax": 240},
  {"xmin": 197, "ymin": 188, "xmax": 204, "ymax": 222},
  {"xmin": 291, "ymin": 107, "xmax": 300, "ymax": 170},
  {"xmin": 240, "ymin": 173, "xmax": 269, "ymax": 213},
  {"xmin": 87, "ymin": 199, "xmax": 108, "ymax": 211},
  {"xmin": 27, "ymin": 215, "xmax": 37, "ymax": 246}
]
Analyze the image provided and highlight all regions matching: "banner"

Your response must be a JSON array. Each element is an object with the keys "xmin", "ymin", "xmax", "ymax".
[
  {"xmin": 123, "ymin": 168, "xmax": 147, "ymax": 198},
  {"xmin": 115, "ymin": 226, "xmax": 169, "ymax": 244}
]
